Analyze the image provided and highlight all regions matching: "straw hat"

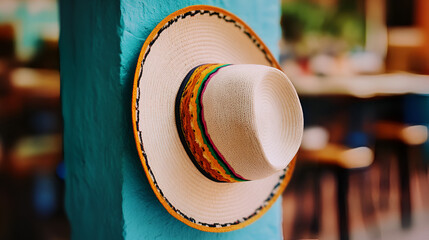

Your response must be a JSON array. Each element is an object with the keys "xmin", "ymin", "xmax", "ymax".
[{"xmin": 132, "ymin": 5, "xmax": 303, "ymax": 232}]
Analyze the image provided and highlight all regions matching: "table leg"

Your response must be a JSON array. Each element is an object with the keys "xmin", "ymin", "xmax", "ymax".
[
  {"xmin": 396, "ymin": 141, "xmax": 412, "ymax": 228},
  {"xmin": 310, "ymin": 169, "xmax": 321, "ymax": 235},
  {"xmin": 336, "ymin": 168, "xmax": 350, "ymax": 240}
]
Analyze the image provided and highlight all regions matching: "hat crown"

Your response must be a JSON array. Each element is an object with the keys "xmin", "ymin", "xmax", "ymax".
[{"xmin": 176, "ymin": 64, "xmax": 303, "ymax": 183}]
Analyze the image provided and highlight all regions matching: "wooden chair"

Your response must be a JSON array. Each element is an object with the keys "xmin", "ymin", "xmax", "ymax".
[
  {"xmin": 292, "ymin": 127, "xmax": 376, "ymax": 240},
  {"xmin": 374, "ymin": 121, "xmax": 428, "ymax": 228}
]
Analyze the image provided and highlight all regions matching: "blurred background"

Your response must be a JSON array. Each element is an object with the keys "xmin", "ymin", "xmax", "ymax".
[
  {"xmin": 280, "ymin": 0, "xmax": 429, "ymax": 239},
  {"xmin": 0, "ymin": 0, "xmax": 428, "ymax": 239},
  {"xmin": 0, "ymin": 0, "xmax": 66, "ymax": 239}
]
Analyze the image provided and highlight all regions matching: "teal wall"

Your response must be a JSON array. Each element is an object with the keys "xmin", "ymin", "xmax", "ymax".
[{"xmin": 60, "ymin": 0, "xmax": 283, "ymax": 239}]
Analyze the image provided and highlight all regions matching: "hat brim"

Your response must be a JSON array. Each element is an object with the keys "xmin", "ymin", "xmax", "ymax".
[{"xmin": 132, "ymin": 5, "xmax": 297, "ymax": 232}]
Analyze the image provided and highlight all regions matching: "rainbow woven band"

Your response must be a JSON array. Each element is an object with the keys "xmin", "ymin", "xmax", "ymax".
[{"xmin": 175, "ymin": 64, "xmax": 249, "ymax": 183}]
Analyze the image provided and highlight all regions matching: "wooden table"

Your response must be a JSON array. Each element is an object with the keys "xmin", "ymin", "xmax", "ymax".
[
  {"xmin": 291, "ymin": 73, "xmax": 429, "ymax": 98},
  {"xmin": 10, "ymin": 68, "xmax": 60, "ymax": 99}
]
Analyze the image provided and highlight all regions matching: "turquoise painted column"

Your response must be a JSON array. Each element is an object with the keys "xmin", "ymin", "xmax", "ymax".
[{"xmin": 60, "ymin": 0, "xmax": 283, "ymax": 239}]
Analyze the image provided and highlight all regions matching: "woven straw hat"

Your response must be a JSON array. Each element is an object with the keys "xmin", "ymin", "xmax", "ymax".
[{"xmin": 132, "ymin": 5, "xmax": 303, "ymax": 232}]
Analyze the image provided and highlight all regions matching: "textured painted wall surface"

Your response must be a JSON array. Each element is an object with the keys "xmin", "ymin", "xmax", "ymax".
[
  {"xmin": 60, "ymin": 0, "xmax": 283, "ymax": 239},
  {"xmin": 59, "ymin": 1, "xmax": 124, "ymax": 239}
]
